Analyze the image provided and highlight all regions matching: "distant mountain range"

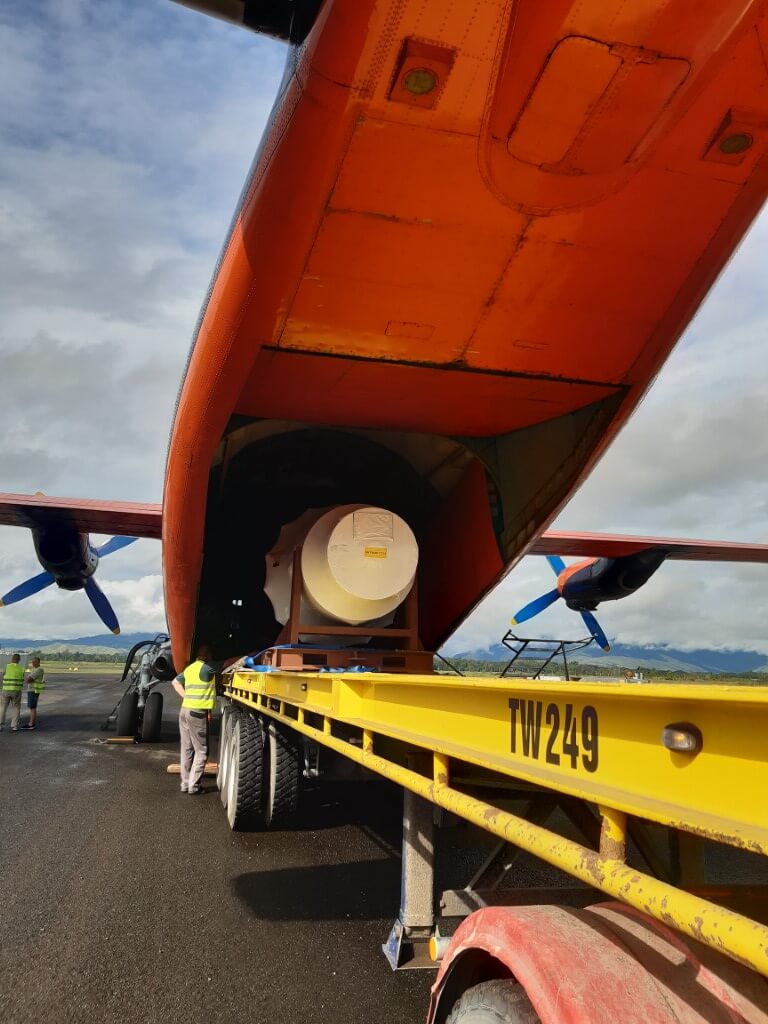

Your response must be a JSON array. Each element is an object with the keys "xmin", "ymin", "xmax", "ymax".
[
  {"xmin": 447, "ymin": 642, "xmax": 768, "ymax": 675},
  {"xmin": 0, "ymin": 632, "xmax": 162, "ymax": 655},
  {"xmin": 2, "ymin": 633, "xmax": 767, "ymax": 675}
]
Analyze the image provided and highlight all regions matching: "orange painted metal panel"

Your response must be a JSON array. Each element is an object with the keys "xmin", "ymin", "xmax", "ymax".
[
  {"xmin": 419, "ymin": 460, "xmax": 505, "ymax": 649},
  {"xmin": 332, "ymin": 122, "xmax": 517, "ymax": 228},
  {"xmin": 236, "ymin": 349, "xmax": 618, "ymax": 437},
  {"xmin": 508, "ymin": 37, "xmax": 623, "ymax": 166}
]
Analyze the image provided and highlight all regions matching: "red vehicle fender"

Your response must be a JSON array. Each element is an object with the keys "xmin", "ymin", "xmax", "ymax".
[{"xmin": 427, "ymin": 904, "xmax": 768, "ymax": 1024}]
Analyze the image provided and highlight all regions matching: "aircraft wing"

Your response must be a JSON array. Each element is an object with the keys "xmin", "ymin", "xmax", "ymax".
[
  {"xmin": 0, "ymin": 492, "xmax": 162, "ymax": 540},
  {"xmin": 531, "ymin": 532, "xmax": 768, "ymax": 563}
]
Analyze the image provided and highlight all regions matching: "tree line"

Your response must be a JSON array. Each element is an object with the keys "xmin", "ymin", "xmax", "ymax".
[
  {"xmin": 29, "ymin": 649, "xmax": 125, "ymax": 663},
  {"xmin": 436, "ymin": 656, "xmax": 768, "ymax": 681}
]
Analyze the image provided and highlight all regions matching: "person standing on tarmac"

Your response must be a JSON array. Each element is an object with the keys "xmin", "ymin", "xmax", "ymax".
[
  {"xmin": 172, "ymin": 645, "xmax": 217, "ymax": 795},
  {"xmin": 23, "ymin": 657, "xmax": 45, "ymax": 730},
  {"xmin": 0, "ymin": 654, "xmax": 25, "ymax": 732}
]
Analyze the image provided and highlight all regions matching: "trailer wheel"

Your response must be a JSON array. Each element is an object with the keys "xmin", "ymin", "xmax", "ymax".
[
  {"xmin": 116, "ymin": 691, "xmax": 138, "ymax": 736},
  {"xmin": 264, "ymin": 720, "xmax": 301, "ymax": 827},
  {"xmin": 445, "ymin": 980, "xmax": 540, "ymax": 1023},
  {"xmin": 217, "ymin": 705, "xmax": 234, "ymax": 793},
  {"xmin": 226, "ymin": 712, "xmax": 265, "ymax": 831},
  {"xmin": 140, "ymin": 691, "xmax": 163, "ymax": 742}
]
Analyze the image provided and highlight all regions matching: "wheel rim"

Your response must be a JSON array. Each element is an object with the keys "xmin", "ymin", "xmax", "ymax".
[
  {"xmin": 226, "ymin": 721, "xmax": 241, "ymax": 828},
  {"xmin": 219, "ymin": 709, "xmax": 233, "ymax": 804},
  {"xmin": 266, "ymin": 722, "xmax": 277, "ymax": 827},
  {"xmin": 217, "ymin": 708, "xmax": 231, "ymax": 793}
]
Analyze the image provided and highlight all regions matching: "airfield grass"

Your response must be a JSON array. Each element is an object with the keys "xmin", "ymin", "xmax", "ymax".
[
  {"xmin": 436, "ymin": 668, "xmax": 767, "ymax": 685},
  {"xmin": 40, "ymin": 661, "xmax": 123, "ymax": 676}
]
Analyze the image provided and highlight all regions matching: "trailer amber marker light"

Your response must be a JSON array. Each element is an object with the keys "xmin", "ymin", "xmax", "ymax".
[
  {"xmin": 429, "ymin": 934, "xmax": 450, "ymax": 961},
  {"xmin": 662, "ymin": 723, "xmax": 703, "ymax": 753}
]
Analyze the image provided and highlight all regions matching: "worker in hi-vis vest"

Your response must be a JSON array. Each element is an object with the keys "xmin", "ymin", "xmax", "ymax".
[
  {"xmin": 0, "ymin": 653, "xmax": 25, "ymax": 732},
  {"xmin": 24, "ymin": 656, "xmax": 45, "ymax": 730},
  {"xmin": 171, "ymin": 645, "xmax": 217, "ymax": 795}
]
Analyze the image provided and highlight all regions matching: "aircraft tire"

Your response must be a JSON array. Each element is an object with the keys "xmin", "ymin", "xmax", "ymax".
[
  {"xmin": 264, "ymin": 720, "xmax": 301, "ymax": 828},
  {"xmin": 226, "ymin": 711, "xmax": 265, "ymax": 831},
  {"xmin": 140, "ymin": 691, "xmax": 163, "ymax": 742},
  {"xmin": 445, "ymin": 980, "xmax": 539, "ymax": 1024},
  {"xmin": 116, "ymin": 691, "xmax": 138, "ymax": 736}
]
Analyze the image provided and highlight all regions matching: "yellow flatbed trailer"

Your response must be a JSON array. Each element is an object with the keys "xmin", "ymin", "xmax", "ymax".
[{"xmin": 220, "ymin": 669, "xmax": 768, "ymax": 1022}]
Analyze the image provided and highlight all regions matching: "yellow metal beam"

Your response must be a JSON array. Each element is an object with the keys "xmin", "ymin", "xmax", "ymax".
[
  {"xmin": 599, "ymin": 805, "xmax": 627, "ymax": 861},
  {"xmin": 228, "ymin": 671, "xmax": 768, "ymax": 853},
  {"xmin": 225, "ymin": 684, "xmax": 768, "ymax": 978}
]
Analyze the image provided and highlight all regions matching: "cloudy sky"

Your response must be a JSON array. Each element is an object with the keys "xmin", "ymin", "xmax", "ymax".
[{"xmin": 1, "ymin": 1, "xmax": 767, "ymax": 653}]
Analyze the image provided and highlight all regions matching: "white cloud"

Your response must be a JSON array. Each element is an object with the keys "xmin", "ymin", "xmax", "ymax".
[{"xmin": 0, "ymin": 0, "xmax": 284, "ymax": 638}]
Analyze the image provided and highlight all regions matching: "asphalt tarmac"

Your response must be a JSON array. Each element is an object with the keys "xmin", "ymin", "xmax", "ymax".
[{"xmin": 0, "ymin": 673, "xmax": 433, "ymax": 1024}]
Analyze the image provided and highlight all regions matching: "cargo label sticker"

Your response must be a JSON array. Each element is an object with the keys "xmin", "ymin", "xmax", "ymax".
[{"xmin": 364, "ymin": 546, "xmax": 388, "ymax": 559}]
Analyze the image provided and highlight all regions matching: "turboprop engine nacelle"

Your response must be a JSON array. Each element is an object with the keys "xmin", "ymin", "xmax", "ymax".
[
  {"xmin": 264, "ymin": 505, "xmax": 419, "ymax": 629},
  {"xmin": 32, "ymin": 528, "xmax": 97, "ymax": 590}
]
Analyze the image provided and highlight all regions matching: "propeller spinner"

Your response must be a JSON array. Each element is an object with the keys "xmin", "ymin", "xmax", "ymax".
[{"xmin": 510, "ymin": 555, "xmax": 611, "ymax": 651}]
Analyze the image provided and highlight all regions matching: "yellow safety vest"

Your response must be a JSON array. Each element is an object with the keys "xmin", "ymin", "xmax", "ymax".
[
  {"xmin": 2, "ymin": 663, "xmax": 24, "ymax": 693},
  {"xmin": 181, "ymin": 660, "xmax": 216, "ymax": 711},
  {"xmin": 30, "ymin": 668, "xmax": 45, "ymax": 695}
]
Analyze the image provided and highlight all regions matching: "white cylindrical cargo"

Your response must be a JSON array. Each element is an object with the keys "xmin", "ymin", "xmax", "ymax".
[{"xmin": 301, "ymin": 505, "xmax": 418, "ymax": 625}]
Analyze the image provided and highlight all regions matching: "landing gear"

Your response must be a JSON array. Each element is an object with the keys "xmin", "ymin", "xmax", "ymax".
[
  {"xmin": 116, "ymin": 691, "xmax": 138, "ymax": 736},
  {"xmin": 105, "ymin": 634, "xmax": 174, "ymax": 740},
  {"xmin": 140, "ymin": 691, "xmax": 163, "ymax": 742}
]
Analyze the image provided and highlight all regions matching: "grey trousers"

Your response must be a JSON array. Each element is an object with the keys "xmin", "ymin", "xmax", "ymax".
[
  {"xmin": 0, "ymin": 692, "xmax": 22, "ymax": 730},
  {"xmin": 179, "ymin": 707, "xmax": 208, "ymax": 790}
]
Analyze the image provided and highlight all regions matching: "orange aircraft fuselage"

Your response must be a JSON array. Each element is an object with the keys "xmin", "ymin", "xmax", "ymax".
[{"xmin": 163, "ymin": 0, "xmax": 768, "ymax": 669}]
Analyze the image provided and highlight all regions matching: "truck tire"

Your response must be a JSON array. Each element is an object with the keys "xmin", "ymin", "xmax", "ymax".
[
  {"xmin": 264, "ymin": 720, "xmax": 301, "ymax": 827},
  {"xmin": 140, "ymin": 691, "xmax": 163, "ymax": 742},
  {"xmin": 445, "ymin": 981, "xmax": 540, "ymax": 1024},
  {"xmin": 226, "ymin": 712, "xmax": 265, "ymax": 831},
  {"xmin": 116, "ymin": 691, "xmax": 138, "ymax": 736},
  {"xmin": 217, "ymin": 705, "xmax": 234, "ymax": 793}
]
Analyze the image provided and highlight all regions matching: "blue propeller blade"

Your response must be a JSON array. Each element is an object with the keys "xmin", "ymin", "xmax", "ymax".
[
  {"xmin": 580, "ymin": 610, "xmax": 610, "ymax": 652},
  {"xmin": 95, "ymin": 535, "xmax": 138, "ymax": 558},
  {"xmin": 84, "ymin": 576, "xmax": 120, "ymax": 635},
  {"xmin": 510, "ymin": 588, "xmax": 561, "ymax": 625},
  {"xmin": 0, "ymin": 570, "xmax": 56, "ymax": 607},
  {"xmin": 545, "ymin": 555, "xmax": 566, "ymax": 575}
]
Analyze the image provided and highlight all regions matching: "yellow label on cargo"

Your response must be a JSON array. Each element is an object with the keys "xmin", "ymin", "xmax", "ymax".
[{"xmin": 364, "ymin": 546, "xmax": 388, "ymax": 559}]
